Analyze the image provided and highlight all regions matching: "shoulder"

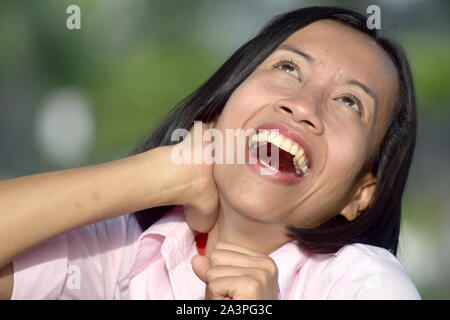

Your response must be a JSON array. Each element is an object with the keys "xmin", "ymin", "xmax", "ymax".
[
  {"xmin": 66, "ymin": 213, "xmax": 142, "ymax": 247},
  {"xmin": 11, "ymin": 213, "xmax": 144, "ymax": 299},
  {"xmin": 307, "ymin": 243, "xmax": 421, "ymax": 300},
  {"xmin": 331, "ymin": 243, "xmax": 400, "ymax": 269}
]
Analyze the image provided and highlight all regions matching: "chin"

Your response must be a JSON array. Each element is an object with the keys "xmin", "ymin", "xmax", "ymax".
[{"xmin": 215, "ymin": 165, "xmax": 288, "ymax": 224}]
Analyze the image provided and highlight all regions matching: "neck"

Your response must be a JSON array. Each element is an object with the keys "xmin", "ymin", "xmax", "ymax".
[{"xmin": 204, "ymin": 199, "xmax": 292, "ymax": 257}]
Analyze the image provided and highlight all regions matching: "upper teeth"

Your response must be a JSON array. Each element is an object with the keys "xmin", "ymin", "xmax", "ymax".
[{"xmin": 250, "ymin": 130, "xmax": 310, "ymax": 175}]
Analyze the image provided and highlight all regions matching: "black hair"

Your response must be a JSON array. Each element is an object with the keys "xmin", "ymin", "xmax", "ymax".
[{"xmin": 131, "ymin": 6, "xmax": 417, "ymax": 256}]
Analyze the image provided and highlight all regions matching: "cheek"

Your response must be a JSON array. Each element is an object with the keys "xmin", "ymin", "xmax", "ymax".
[
  {"xmin": 324, "ymin": 127, "xmax": 369, "ymax": 195},
  {"xmin": 287, "ymin": 130, "xmax": 370, "ymax": 226},
  {"xmin": 217, "ymin": 78, "xmax": 270, "ymax": 128},
  {"xmin": 322, "ymin": 131, "xmax": 369, "ymax": 203}
]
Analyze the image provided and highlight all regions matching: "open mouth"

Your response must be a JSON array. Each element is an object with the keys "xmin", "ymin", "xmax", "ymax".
[{"xmin": 246, "ymin": 128, "xmax": 311, "ymax": 184}]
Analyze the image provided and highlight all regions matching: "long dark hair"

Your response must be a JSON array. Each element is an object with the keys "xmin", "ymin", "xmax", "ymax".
[{"xmin": 131, "ymin": 6, "xmax": 417, "ymax": 256}]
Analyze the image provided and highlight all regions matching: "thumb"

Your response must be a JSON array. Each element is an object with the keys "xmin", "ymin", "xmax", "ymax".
[{"xmin": 191, "ymin": 254, "xmax": 210, "ymax": 283}]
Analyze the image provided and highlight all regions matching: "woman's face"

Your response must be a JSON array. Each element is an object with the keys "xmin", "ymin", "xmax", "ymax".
[{"xmin": 213, "ymin": 20, "xmax": 399, "ymax": 228}]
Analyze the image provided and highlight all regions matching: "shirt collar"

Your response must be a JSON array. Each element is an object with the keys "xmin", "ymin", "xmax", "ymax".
[
  {"xmin": 120, "ymin": 206, "xmax": 193, "ymax": 281},
  {"xmin": 121, "ymin": 206, "xmax": 309, "ymax": 298}
]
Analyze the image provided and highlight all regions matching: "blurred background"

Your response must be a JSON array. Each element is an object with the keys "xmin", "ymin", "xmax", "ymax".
[{"xmin": 0, "ymin": 0, "xmax": 449, "ymax": 299}]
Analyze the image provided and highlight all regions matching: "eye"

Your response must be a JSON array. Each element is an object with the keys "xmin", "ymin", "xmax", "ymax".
[
  {"xmin": 335, "ymin": 94, "xmax": 363, "ymax": 115},
  {"xmin": 272, "ymin": 59, "xmax": 300, "ymax": 78}
]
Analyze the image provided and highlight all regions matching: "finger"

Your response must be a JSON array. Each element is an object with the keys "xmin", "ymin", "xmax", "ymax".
[
  {"xmin": 214, "ymin": 241, "xmax": 266, "ymax": 257},
  {"xmin": 191, "ymin": 255, "xmax": 210, "ymax": 283},
  {"xmin": 205, "ymin": 265, "xmax": 273, "ymax": 286},
  {"xmin": 209, "ymin": 249, "xmax": 278, "ymax": 275},
  {"xmin": 206, "ymin": 276, "xmax": 261, "ymax": 300}
]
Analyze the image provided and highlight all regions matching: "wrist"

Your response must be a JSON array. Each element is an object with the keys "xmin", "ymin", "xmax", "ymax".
[{"xmin": 138, "ymin": 145, "xmax": 193, "ymax": 208}]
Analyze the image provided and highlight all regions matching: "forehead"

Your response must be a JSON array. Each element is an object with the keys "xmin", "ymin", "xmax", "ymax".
[
  {"xmin": 281, "ymin": 20, "xmax": 397, "ymax": 83},
  {"xmin": 278, "ymin": 19, "xmax": 399, "ymax": 123}
]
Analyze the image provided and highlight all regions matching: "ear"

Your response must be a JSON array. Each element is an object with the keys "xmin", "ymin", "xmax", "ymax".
[{"xmin": 340, "ymin": 171, "xmax": 377, "ymax": 222}]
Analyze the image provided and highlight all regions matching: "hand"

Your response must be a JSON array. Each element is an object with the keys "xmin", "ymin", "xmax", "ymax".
[
  {"xmin": 191, "ymin": 242, "xmax": 279, "ymax": 300},
  {"xmin": 167, "ymin": 121, "xmax": 220, "ymax": 233}
]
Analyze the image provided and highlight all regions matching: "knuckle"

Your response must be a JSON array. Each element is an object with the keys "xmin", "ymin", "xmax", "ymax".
[
  {"xmin": 256, "ymin": 268, "xmax": 275, "ymax": 290},
  {"xmin": 207, "ymin": 278, "xmax": 221, "ymax": 293},
  {"xmin": 256, "ymin": 269, "xmax": 271, "ymax": 285},
  {"xmin": 209, "ymin": 250, "xmax": 222, "ymax": 266},
  {"xmin": 262, "ymin": 258, "xmax": 278, "ymax": 276},
  {"xmin": 214, "ymin": 242, "xmax": 225, "ymax": 249},
  {"xmin": 205, "ymin": 267, "xmax": 216, "ymax": 282},
  {"xmin": 243, "ymin": 276, "xmax": 261, "ymax": 293}
]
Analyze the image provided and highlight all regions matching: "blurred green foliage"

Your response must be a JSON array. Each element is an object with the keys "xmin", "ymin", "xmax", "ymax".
[
  {"xmin": 92, "ymin": 41, "xmax": 219, "ymax": 159},
  {"xmin": 405, "ymin": 37, "xmax": 450, "ymax": 113}
]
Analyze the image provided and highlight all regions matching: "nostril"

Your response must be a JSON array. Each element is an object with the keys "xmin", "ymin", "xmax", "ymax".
[{"xmin": 281, "ymin": 106, "xmax": 292, "ymax": 114}]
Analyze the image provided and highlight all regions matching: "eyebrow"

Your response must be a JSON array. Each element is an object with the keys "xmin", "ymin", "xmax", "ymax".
[
  {"xmin": 345, "ymin": 78, "xmax": 378, "ymax": 103},
  {"xmin": 278, "ymin": 44, "xmax": 314, "ymax": 63},
  {"xmin": 278, "ymin": 44, "xmax": 377, "ymax": 103}
]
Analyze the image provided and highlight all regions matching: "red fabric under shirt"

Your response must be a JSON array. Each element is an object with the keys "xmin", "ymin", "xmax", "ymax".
[{"xmin": 195, "ymin": 233, "xmax": 208, "ymax": 256}]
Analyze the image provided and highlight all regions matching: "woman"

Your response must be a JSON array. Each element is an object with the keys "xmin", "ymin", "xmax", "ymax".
[{"xmin": 0, "ymin": 6, "xmax": 420, "ymax": 299}]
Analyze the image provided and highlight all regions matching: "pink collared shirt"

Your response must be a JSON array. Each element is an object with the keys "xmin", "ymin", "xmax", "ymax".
[{"xmin": 11, "ymin": 206, "xmax": 421, "ymax": 300}]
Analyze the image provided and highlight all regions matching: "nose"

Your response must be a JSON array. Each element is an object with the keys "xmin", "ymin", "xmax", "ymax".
[{"xmin": 273, "ymin": 92, "xmax": 324, "ymax": 135}]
